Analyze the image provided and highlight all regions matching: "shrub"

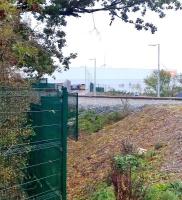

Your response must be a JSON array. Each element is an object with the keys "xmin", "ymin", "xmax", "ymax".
[
  {"xmin": 91, "ymin": 183, "xmax": 116, "ymax": 200},
  {"xmin": 111, "ymin": 144, "xmax": 182, "ymax": 200},
  {"xmin": 167, "ymin": 181, "xmax": 182, "ymax": 198},
  {"xmin": 114, "ymin": 154, "xmax": 140, "ymax": 172},
  {"xmin": 79, "ymin": 110, "xmax": 129, "ymax": 134},
  {"xmin": 158, "ymin": 191, "xmax": 179, "ymax": 200},
  {"xmin": 145, "ymin": 183, "xmax": 180, "ymax": 200},
  {"xmin": 79, "ymin": 111, "xmax": 107, "ymax": 133},
  {"xmin": 111, "ymin": 153, "xmax": 146, "ymax": 200}
]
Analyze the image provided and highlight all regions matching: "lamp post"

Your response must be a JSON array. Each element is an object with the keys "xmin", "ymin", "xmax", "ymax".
[
  {"xmin": 89, "ymin": 58, "xmax": 97, "ymax": 96},
  {"xmin": 149, "ymin": 44, "xmax": 160, "ymax": 97},
  {"xmin": 85, "ymin": 65, "xmax": 87, "ymax": 92}
]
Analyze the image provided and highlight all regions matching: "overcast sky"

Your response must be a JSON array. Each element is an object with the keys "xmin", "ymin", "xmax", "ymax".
[{"xmin": 62, "ymin": 9, "xmax": 182, "ymax": 73}]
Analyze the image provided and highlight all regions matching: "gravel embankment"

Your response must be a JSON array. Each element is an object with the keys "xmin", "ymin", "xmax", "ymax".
[
  {"xmin": 68, "ymin": 105, "xmax": 182, "ymax": 199},
  {"xmin": 78, "ymin": 97, "xmax": 182, "ymax": 113}
]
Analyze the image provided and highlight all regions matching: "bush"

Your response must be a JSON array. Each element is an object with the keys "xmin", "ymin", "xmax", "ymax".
[
  {"xmin": 91, "ymin": 183, "xmax": 116, "ymax": 200},
  {"xmin": 145, "ymin": 183, "xmax": 180, "ymax": 200},
  {"xmin": 111, "ymin": 153, "xmax": 147, "ymax": 200},
  {"xmin": 114, "ymin": 154, "xmax": 141, "ymax": 172},
  {"xmin": 158, "ymin": 191, "xmax": 179, "ymax": 200},
  {"xmin": 167, "ymin": 181, "xmax": 182, "ymax": 198},
  {"xmin": 79, "ymin": 111, "xmax": 107, "ymax": 133},
  {"xmin": 111, "ymin": 144, "xmax": 182, "ymax": 200},
  {"xmin": 79, "ymin": 110, "xmax": 128, "ymax": 134}
]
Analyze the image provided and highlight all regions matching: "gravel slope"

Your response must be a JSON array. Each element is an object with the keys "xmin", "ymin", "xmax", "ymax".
[
  {"xmin": 79, "ymin": 97, "xmax": 182, "ymax": 109},
  {"xmin": 68, "ymin": 105, "xmax": 182, "ymax": 200}
]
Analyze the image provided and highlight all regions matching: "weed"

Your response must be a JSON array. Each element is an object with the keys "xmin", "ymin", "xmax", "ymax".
[
  {"xmin": 145, "ymin": 183, "xmax": 180, "ymax": 200},
  {"xmin": 111, "ymin": 152, "xmax": 146, "ymax": 200},
  {"xmin": 79, "ymin": 110, "xmax": 129, "ymax": 134},
  {"xmin": 145, "ymin": 150, "xmax": 157, "ymax": 160},
  {"xmin": 91, "ymin": 183, "xmax": 116, "ymax": 200},
  {"xmin": 114, "ymin": 154, "xmax": 140, "ymax": 172},
  {"xmin": 168, "ymin": 181, "xmax": 182, "ymax": 197}
]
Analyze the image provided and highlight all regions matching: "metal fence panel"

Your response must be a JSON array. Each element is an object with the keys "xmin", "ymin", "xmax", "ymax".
[
  {"xmin": 26, "ymin": 96, "xmax": 63, "ymax": 200},
  {"xmin": 0, "ymin": 85, "xmax": 77, "ymax": 200},
  {"xmin": 0, "ymin": 86, "xmax": 33, "ymax": 200}
]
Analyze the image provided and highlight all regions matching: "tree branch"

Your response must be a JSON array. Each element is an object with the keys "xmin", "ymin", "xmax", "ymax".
[{"xmin": 59, "ymin": 0, "xmax": 141, "ymax": 16}]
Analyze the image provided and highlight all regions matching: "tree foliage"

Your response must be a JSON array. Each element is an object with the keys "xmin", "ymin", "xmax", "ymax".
[
  {"xmin": 144, "ymin": 70, "xmax": 182, "ymax": 97},
  {"xmin": 17, "ymin": 0, "xmax": 182, "ymax": 33},
  {"xmin": 0, "ymin": 1, "xmax": 65, "ymax": 80},
  {"xmin": 1, "ymin": 0, "xmax": 182, "ymax": 78},
  {"xmin": 144, "ymin": 70, "xmax": 171, "ymax": 96}
]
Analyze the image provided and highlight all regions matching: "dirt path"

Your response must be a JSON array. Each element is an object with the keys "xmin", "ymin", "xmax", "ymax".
[{"xmin": 68, "ymin": 105, "xmax": 182, "ymax": 200}]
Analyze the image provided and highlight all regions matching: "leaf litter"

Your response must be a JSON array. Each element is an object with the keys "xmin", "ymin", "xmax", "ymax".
[{"xmin": 68, "ymin": 105, "xmax": 182, "ymax": 199}]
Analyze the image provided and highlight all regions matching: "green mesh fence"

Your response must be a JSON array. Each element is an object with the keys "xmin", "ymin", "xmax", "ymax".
[
  {"xmin": 0, "ymin": 85, "xmax": 78, "ymax": 200},
  {"xmin": 68, "ymin": 92, "xmax": 78, "ymax": 141}
]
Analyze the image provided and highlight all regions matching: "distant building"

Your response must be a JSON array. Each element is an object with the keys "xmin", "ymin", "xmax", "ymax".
[{"xmin": 48, "ymin": 67, "xmax": 179, "ymax": 93}]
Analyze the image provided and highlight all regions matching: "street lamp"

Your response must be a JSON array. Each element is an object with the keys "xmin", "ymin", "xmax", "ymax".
[
  {"xmin": 149, "ymin": 44, "xmax": 160, "ymax": 97},
  {"xmin": 85, "ymin": 65, "xmax": 87, "ymax": 92},
  {"xmin": 89, "ymin": 58, "xmax": 97, "ymax": 96}
]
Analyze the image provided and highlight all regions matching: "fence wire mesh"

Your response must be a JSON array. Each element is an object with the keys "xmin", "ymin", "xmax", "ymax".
[
  {"xmin": 0, "ymin": 85, "xmax": 78, "ymax": 200},
  {"xmin": 0, "ymin": 86, "xmax": 35, "ymax": 199}
]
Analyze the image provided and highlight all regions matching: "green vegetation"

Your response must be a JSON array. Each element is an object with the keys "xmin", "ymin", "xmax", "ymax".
[
  {"xmin": 87, "ymin": 156, "xmax": 182, "ymax": 200},
  {"xmin": 147, "ymin": 190, "xmax": 179, "ymax": 200},
  {"xmin": 2, "ymin": 1, "xmax": 182, "ymax": 199},
  {"xmin": 114, "ymin": 154, "xmax": 141, "ymax": 171},
  {"xmin": 91, "ymin": 183, "xmax": 116, "ymax": 200},
  {"xmin": 145, "ymin": 182, "xmax": 182, "ymax": 200},
  {"xmin": 0, "ymin": 85, "xmax": 34, "ymax": 199},
  {"xmin": 144, "ymin": 70, "xmax": 182, "ymax": 97},
  {"xmin": 90, "ymin": 179, "xmax": 182, "ymax": 200},
  {"xmin": 2, "ymin": 1, "xmax": 182, "ymax": 79},
  {"xmin": 15, "ymin": 0, "xmax": 182, "ymax": 49},
  {"xmin": 79, "ymin": 111, "xmax": 129, "ymax": 133},
  {"xmin": 0, "ymin": 1, "xmax": 55, "ymax": 81},
  {"xmin": 109, "ymin": 141, "xmax": 182, "ymax": 200}
]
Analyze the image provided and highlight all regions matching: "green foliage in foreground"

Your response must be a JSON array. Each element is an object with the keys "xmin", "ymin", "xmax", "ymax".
[
  {"xmin": 84, "ymin": 147, "xmax": 182, "ymax": 200},
  {"xmin": 112, "ymin": 150, "xmax": 182, "ymax": 200},
  {"xmin": 91, "ymin": 183, "xmax": 116, "ymax": 200},
  {"xmin": 79, "ymin": 111, "xmax": 128, "ymax": 133},
  {"xmin": 114, "ymin": 154, "xmax": 141, "ymax": 172},
  {"xmin": 145, "ymin": 182, "xmax": 182, "ymax": 200},
  {"xmin": 89, "ymin": 180, "xmax": 182, "ymax": 200}
]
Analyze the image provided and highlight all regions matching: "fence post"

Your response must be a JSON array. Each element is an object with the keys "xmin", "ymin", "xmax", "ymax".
[{"xmin": 61, "ymin": 87, "xmax": 68, "ymax": 200}]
